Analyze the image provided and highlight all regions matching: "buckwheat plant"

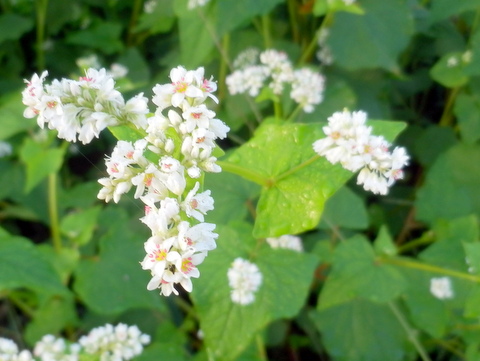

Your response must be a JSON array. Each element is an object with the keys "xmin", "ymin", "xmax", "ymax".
[
  {"xmin": 0, "ymin": 323, "xmax": 149, "ymax": 361},
  {"xmin": 22, "ymin": 66, "xmax": 229, "ymax": 297}
]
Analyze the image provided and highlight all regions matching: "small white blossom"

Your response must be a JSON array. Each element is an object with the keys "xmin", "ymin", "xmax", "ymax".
[
  {"xmin": 430, "ymin": 277, "xmax": 454, "ymax": 300},
  {"xmin": 188, "ymin": 0, "xmax": 211, "ymax": 9},
  {"xmin": 0, "ymin": 141, "xmax": 12, "ymax": 157},
  {"xmin": 266, "ymin": 235, "xmax": 303, "ymax": 252},
  {"xmin": 227, "ymin": 258, "xmax": 263, "ymax": 305}
]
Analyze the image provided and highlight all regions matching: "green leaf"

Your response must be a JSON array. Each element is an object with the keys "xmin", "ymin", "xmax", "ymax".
[
  {"xmin": 191, "ymin": 224, "xmax": 318, "ymax": 361},
  {"xmin": 311, "ymin": 299, "xmax": 413, "ymax": 361},
  {"xmin": 19, "ymin": 139, "xmax": 66, "ymax": 193},
  {"xmin": 0, "ymin": 235, "xmax": 67, "ymax": 296},
  {"xmin": 327, "ymin": 0, "xmax": 414, "ymax": 72},
  {"xmin": 416, "ymin": 144, "xmax": 480, "ymax": 224},
  {"xmin": 454, "ymin": 91, "xmax": 480, "ymax": 144},
  {"xmin": 135, "ymin": 0, "xmax": 175, "ymax": 34},
  {"xmin": 204, "ymin": 171, "xmax": 260, "ymax": 226},
  {"xmin": 74, "ymin": 207, "xmax": 166, "ymax": 315},
  {"xmin": 374, "ymin": 226, "xmax": 398, "ymax": 256},
  {"xmin": 430, "ymin": 0, "xmax": 480, "ymax": 23},
  {"xmin": 60, "ymin": 206, "xmax": 102, "ymax": 245},
  {"xmin": 24, "ymin": 295, "xmax": 78, "ymax": 346},
  {"xmin": 369, "ymin": 119, "xmax": 408, "ymax": 143},
  {"xmin": 313, "ymin": 0, "xmax": 364, "ymax": 16},
  {"xmin": 225, "ymin": 122, "xmax": 351, "ymax": 238},
  {"xmin": 66, "ymin": 22, "xmax": 124, "ymax": 55},
  {"xmin": 0, "ymin": 13, "xmax": 33, "ymax": 44},
  {"xmin": 319, "ymin": 186, "xmax": 369, "ymax": 230},
  {"xmin": 430, "ymin": 52, "xmax": 469, "ymax": 88},
  {"xmin": 0, "ymin": 92, "xmax": 37, "ymax": 140},
  {"xmin": 108, "ymin": 123, "xmax": 147, "ymax": 142},
  {"xmin": 318, "ymin": 235, "xmax": 407, "ymax": 309}
]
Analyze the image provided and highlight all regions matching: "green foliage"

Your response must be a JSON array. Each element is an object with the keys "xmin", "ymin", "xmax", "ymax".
[{"xmin": 1, "ymin": 0, "xmax": 480, "ymax": 360}]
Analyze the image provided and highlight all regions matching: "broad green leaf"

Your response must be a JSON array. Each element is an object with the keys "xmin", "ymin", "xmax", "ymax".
[
  {"xmin": 37, "ymin": 244, "xmax": 80, "ymax": 284},
  {"xmin": 24, "ymin": 295, "xmax": 78, "ymax": 346},
  {"xmin": 225, "ymin": 119, "xmax": 406, "ymax": 238},
  {"xmin": 313, "ymin": 0, "xmax": 364, "ymax": 16},
  {"xmin": 60, "ymin": 206, "xmax": 102, "ymax": 245},
  {"xmin": 430, "ymin": 0, "xmax": 480, "ymax": 23},
  {"xmin": 66, "ymin": 22, "xmax": 124, "ymax": 55},
  {"xmin": 215, "ymin": 0, "xmax": 285, "ymax": 36},
  {"xmin": 454, "ymin": 92, "xmax": 480, "ymax": 144},
  {"xmin": 0, "ymin": 92, "xmax": 37, "ymax": 140},
  {"xmin": 0, "ymin": 13, "xmax": 33, "ymax": 44},
  {"xmin": 374, "ymin": 226, "xmax": 397, "ymax": 256},
  {"xmin": 416, "ymin": 144, "xmax": 480, "ymax": 224},
  {"xmin": 135, "ymin": 0, "xmax": 175, "ymax": 34},
  {"xmin": 225, "ymin": 122, "xmax": 351, "ymax": 238},
  {"xmin": 204, "ymin": 171, "xmax": 261, "ymax": 226},
  {"xmin": 430, "ymin": 52, "xmax": 469, "ymax": 88},
  {"xmin": 327, "ymin": 0, "xmax": 414, "ymax": 72},
  {"xmin": 0, "ymin": 235, "xmax": 67, "ymax": 296},
  {"xmin": 311, "ymin": 299, "xmax": 414, "ymax": 361},
  {"xmin": 318, "ymin": 235, "xmax": 407, "ymax": 309},
  {"xmin": 413, "ymin": 125, "xmax": 457, "ymax": 166},
  {"xmin": 319, "ymin": 186, "xmax": 368, "ymax": 230},
  {"xmin": 464, "ymin": 242, "xmax": 480, "ymax": 275},
  {"xmin": 191, "ymin": 224, "xmax": 318, "ymax": 361},
  {"xmin": 19, "ymin": 139, "xmax": 66, "ymax": 193},
  {"xmin": 369, "ymin": 119, "xmax": 408, "ymax": 144},
  {"xmin": 74, "ymin": 207, "xmax": 166, "ymax": 315},
  {"xmin": 402, "ymin": 268, "xmax": 450, "ymax": 338}
]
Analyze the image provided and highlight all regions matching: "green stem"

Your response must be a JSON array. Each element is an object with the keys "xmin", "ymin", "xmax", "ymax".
[
  {"xmin": 48, "ymin": 173, "xmax": 62, "ymax": 252},
  {"xmin": 217, "ymin": 161, "xmax": 270, "ymax": 187},
  {"xmin": 286, "ymin": 103, "xmax": 303, "ymax": 122},
  {"xmin": 261, "ymin": 14, "xmax": 273, "ymax": 48},
  {"xmin": 299, "ymin": 12, "xmax": 333, "ymax": 65},
  {"xmin": 438, "ymin": 87, "xmax": 460, "ymax": 127},
  {"xmin": 388, "ymin": 301, "xmax": 432, "ymax": 361},
  {"xmin": 256, "ymin": 334, "xmax": 268, "ymax": 361},
  {"xmin": 273, "ymin": 100, "xmax": 283, "ymax": 119},
  {"xmin": 126, "ymin": 0, "xmax": 143, "ymax": 46},
  {"xmin": 381, "ymin": 257, "xmax": 480, "ymax": 283},
  {"xmin": 397, "ymin": 231, "xmax": 435, "ymax": 254},
  {"xmin": 287, "ymin": 0, "xmax": 300, "ymax": 43},
  {"xmin": 35, "ymin": 0, "xmax": 49, "ymax": 70},
  {"xmin": 218, "ymin": 34, "xmax": 230, "ymax": 102}
]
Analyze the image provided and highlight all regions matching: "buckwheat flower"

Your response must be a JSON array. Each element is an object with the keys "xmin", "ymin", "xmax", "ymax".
[
  {"xmin": 33, "ymin": 334, "xmax": 79, "ymax": 361},
  {"xmin": 290, "ymin": 68, "xmax": 325, "ymax": 113},
  {"xmin": 182, "ymin": 182, "xmax": 214, "ymax": 222},
  {"xmin": 76, "ymin": 54, "xmax": 101, "ymax": 70},
  {"xmin": 143, "ymin": 0, "xmax": 157, "ymax": 13},
  {"xmin": 316, "ymin": 28, "xmax": 333, "ymax": 65},
  {"xmin": 141, "ymin": 236, "xmax": 176, "ymax": 286},
  {"xmin": 22, "ymin": 71, "xmax": 48, "ymax": 118},
  {"xmin": 233, "ymin": 48, "xmax": 260, "ymax": 69},
  {"xmin": 227, "ymin": 258, "xmax": 263, "ymax": 305},
  {"xmin": 176, "ymin": 221, "xmax": 218, "ymax": 252},
  {"xmin": 78, "ymin": 323, "xmax": 150, "ymax": 361},
  {"xmin": 109, "ymin": 63, "xmax": 129, "ymax": 79},
  {"xmin": 266, "ymin": 235, "xmax": 303, "ymax": 252},
  {"xmin": 0, "ymin": 338, "xmax": 34, "ymax": 361},
  {"xmin": 188, "ymin": 0, "xmax": 211, "ymax": 9},
  {"xmin": 313, "ymin": 110, "xmax": 409, "ymax": 195},
  {"xmin": 226, "ymin": 65, "xmax": 269, "ymax": 96},
  {"xmin": 430, "ymin": 277, "xmax": 454, "ymax": 300},
  {"xmin": 260, "ymin": 49, "xmax": 294, "ymax": 94}
]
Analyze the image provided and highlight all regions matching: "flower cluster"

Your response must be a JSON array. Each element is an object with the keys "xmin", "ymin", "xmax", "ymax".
[
  {"xmin": 0, "ymin": 324, "xmax": 149, "ymax": 361},
  {"xmin": 226, "ymin": 49, "xmax": 326, "ymax": 113},
  {"xmin": 227, "ymin": 258, "xmax": 263, "ymax": 305},
  {"xmin": 266, "ymin": 234, "xmax": 303, "ymax": 252},
  {"xmin": 22, "ymin": 68, "xmax": 148, "ymax": 144},
  {"xmin": 313, "ymin": 110, "xmax": 409, "ymax": 195},
  {"xmin": 430, "ymin": 277, "xmax": 454, "ymax": 300},
  {"xmin": 97, "ymin": 66, "xmax": 229, "ymax": 296}
]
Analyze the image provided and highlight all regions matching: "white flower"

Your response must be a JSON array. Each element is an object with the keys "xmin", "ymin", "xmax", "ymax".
[
  {"xmin": 0, "ymin": 141, "xmax": 12, "ymax": 158},
  {"xmin": 266, "ymin": 235, "xmax": 303, "ymax": 252},
  {"xmin": 290, "ymin": 68, "xmax": 325, "ymax": 113},
  {"xmin": 182, "ymin": 182, "xmax": 214, "ymax": 221},
  {"xmin": 188, "ymin": 0, "xmax": 211, "ymax": 9},
  {"xmin": 176, "ymin": 221, "xmax": 218, "ymax": 252},
  {"xmin": 430, "ymin": 277, "xmax": 454, "ymax": 300},
  {"xmin": 227, "ymin": 258, "xmax": 263, "ymax": 305}
]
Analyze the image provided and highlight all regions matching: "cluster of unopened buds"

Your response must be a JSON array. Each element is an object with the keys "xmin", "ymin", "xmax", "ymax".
[
  {"xmin": 0, "ymin": 323, "xmax": 150, "ymax": 361},
  {"xmin": 22, "ymin": 65, "xmax": 229, "ymax": 296},
  {"xmin": 313, "ymin": 109, "xmax": 409, "ymax": 195},
  {"xmin": 226, "ymin": 48, "xmax": 326, "ymax": 113}
]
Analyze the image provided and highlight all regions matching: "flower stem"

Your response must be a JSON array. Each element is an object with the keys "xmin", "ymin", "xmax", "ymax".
[
  {"xmin": 35, "ymin": 0, "xmax": 49, "ymax": 70},
  {"xmin": 218, "ymin": 34, "xmax": 230, "ymax": 102},
  {"xmin": 261, "ymin": 14, "xmax": 273, "ymax": 49},
  {"xmin": 256, "ymin": 334, "xmax": 268, "ymax": 361},
  {"xmin": 275, "ymin": 155, "xmax": 320, "ymax": 183},
  {"xmin": 217, "ymin": 161, "xmax": 270, "ymax": 187},
  {"xmin": 388, "ymin": 301, "xmax": 432, "ymax": 361},
  {"xmin": 381, "ymin": 257, "xmax": 480, "ymax": 283},
  {"xmin": 298, "ymin": 12, "xmax": 333, "ymax": 65},
  {"xmin": 126, "ymin": 0, "xmax": 143, "ymax": 46},
  {"xmin": 48, "ymin": 173, "xmax": 62, "ymax": 252}
]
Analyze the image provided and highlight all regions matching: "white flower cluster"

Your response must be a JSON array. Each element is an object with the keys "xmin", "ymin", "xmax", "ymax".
[
  {"xmin": 226, "ymin": 49, "xmax": 326, "ymax": 113},
  {"xmin": 266, "ymin": 234, "xmax": 303, "ymax": 252},
  {"xmin": 227, "ymin": 258, "xmax": 263, "ymax": 305},
  {"xmin": 0, "ymin": 324, "xmax": 149, "ymax": 361},
  {"xmin": 98, "ymin": 66, "xmax": 229, "ymax": 296},
  {"xmin": 22, "ymin": 68, "xmax": 148, "ymax": 144},
  {"xmin": 316, "ymin": 28, "xmax": 333, "ymax": 66},
  {"xmin": 430, "ymin": 277, "xmax": 454, "ymax": 300},
  {"xmin": 313, "ymin": 110, "xmax": 409, "ymax": 195},
  {"xmin": 188, "ymin": 0, "xmax": 211, "ymax": 9}
]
